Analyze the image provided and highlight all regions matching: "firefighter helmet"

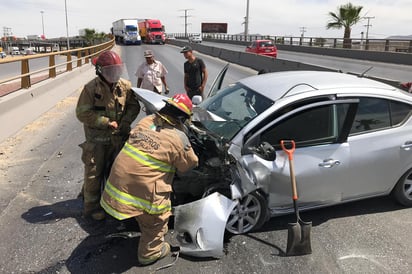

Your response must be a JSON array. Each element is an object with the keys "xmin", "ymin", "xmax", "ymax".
[
  {"xmin": 164, "ymin": 94, "xmax": 193, "ymax": 116},
  {"xmin": 92, "ymin": 51, "xmax": 126, "ymax": 83}
]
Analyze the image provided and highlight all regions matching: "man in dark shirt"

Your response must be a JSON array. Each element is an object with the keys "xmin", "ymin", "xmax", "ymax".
[{"xmin": 180, "ymin": 46, "xmax": 208, "ymax": 100}]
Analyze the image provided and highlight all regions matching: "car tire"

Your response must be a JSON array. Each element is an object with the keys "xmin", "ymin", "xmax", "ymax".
[
  {"xmin": 226, "ymin": 190, "xmax": 269, "ymax": 234},
  {"xmin": 391, "ymin": 168, "xmax": 412, "ymax": 206}
]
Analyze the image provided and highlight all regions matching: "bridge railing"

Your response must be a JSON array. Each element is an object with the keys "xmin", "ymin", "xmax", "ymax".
[
  {"xmin": 173, "ymin": 33, "xmax": 412, "ymax": 53},
  {"xmin": 0, "ymin": 38, "xmax": 115, "ymax": 92}
]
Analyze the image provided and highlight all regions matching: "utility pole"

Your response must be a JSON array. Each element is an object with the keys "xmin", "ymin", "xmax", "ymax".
[
  {"xmin": 40, "ymin": 10, "xmax": 45, "ymax": 38},
  {"xmin": 363, "ymin": 16, "xmax": 375, "ymax": 40},
  {"xmin": 179, "ymin": 9, "xmax": 193, "ymax": 38},
  {"xmin": 243, "ymin": 0, "xmax": 250, "ymax": 37},
  {"xmin": 299, "ymin": 27, "xmax": 307, "ymax": 37},
  {"xmin": 65, "ymin": 0, "xmax": 70, "ymax": 50}
]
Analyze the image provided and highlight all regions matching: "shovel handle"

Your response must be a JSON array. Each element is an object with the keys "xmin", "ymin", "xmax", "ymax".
[
  {"xmin": 280, "ymin": 140, "xmax": 295, "ymax": 160},
  {"xmin": 281, "ymin": 140, "xmax": 298, "ymax": 201}
]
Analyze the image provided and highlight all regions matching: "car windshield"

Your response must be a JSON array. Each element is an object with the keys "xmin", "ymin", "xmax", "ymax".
[{"xmin": 194, "ymin": 83, "xmax": 274, "ymax": 140}]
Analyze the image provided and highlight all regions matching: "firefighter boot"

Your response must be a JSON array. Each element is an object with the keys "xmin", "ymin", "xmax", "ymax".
[
  {"xmin": 83, "ymin": 202, "xmax": 105, "ymax": 221},
  {"xmin": 138, "ymin": 242, "xmax": 171, "ymax": 266}
]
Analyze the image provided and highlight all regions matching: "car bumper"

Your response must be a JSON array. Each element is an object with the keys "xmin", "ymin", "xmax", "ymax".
[{"xmin": 173, "ymin": 192, "xmax": 238, "ymax": 258}]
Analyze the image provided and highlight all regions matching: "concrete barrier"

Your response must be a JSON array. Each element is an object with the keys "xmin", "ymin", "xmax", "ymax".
[
  {"xmin": 169, "ymin": 40, "xmax": 334, "ymax": 73},
  {"xmin": 168, "ymin": 39, "xmax": 401, "ymax": 88}
]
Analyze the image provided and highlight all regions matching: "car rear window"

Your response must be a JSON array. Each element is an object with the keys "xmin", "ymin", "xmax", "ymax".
[{"xmin": 260, "ymin": 41, "xmax": 274, "ymax": 47}]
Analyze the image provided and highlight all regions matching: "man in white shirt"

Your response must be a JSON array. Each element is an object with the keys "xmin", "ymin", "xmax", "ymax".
[{"xmin": 135, "ymin": 50, "xmax": 169, "ymax": 94}]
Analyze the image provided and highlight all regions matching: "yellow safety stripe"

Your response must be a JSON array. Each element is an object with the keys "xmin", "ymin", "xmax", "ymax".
[
  {"xmin": 104, "ymin": 179, "xmax": 172, "ymax": 215},
  {"xmin": 100, "ymin": 198, "xmax": 132, "ymax": 220},
  {"xmin": 122, "ymin": 142, "xmax": 176, "ymax": 173}
]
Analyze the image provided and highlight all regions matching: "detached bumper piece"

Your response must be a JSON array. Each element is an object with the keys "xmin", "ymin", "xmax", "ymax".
[{"xmin": 173, "ymin": 192, "xmax": 237, "ymax": 258}]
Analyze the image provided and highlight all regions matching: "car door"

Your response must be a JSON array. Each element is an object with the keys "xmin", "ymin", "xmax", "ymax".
[
  {"xmin": 203, "ymin": 63, "xmax": 230, "ymax": 99},
  {"xmin": 238, "ymin": 98, "xmax": 359, "ymax": 211},
  {"xmin": 342, "ymin": 97, "xmax": 412, "ymax": 198}
]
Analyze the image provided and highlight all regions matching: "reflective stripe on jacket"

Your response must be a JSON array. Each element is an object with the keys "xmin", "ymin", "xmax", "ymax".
[
  {"xmin": 122, "ymin": 142, "xmax": 176, "ymax": 173},
  {"xmin": 101, "ymin": 180, "xmax": 172, "ymax": 219}
]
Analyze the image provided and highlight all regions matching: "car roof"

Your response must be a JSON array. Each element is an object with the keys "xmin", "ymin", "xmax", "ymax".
[{"xmin": 238, "ymin": 70, "xmax": 400, "ymax": 101}]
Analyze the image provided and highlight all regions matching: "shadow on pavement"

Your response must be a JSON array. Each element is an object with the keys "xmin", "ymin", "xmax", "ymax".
[{"xmin": 21, "ymin": 198, "xmax": 143, "ymax": 273}]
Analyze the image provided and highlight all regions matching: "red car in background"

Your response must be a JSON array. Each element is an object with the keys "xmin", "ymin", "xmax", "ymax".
[{"xmin": 246, "ymin": 39, "xmax": 277, "ymax": 58}]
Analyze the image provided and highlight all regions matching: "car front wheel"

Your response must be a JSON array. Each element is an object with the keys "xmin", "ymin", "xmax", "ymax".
[
  {"xmin": 392, "ymin": 168, "xmax": 412, "ymax": 206},
  {"xmin": 226, "ymin": 191, "xmax": 268, "ymax": 234}
]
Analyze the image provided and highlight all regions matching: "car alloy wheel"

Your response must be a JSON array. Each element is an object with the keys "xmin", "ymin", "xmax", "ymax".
[
  {"xmin": 226, "ymin": 191, "xmax": 268, "ymax": 234},
  {"xmin": 392, "ymin": 168, "xmax": 412, "ymax": 206}
]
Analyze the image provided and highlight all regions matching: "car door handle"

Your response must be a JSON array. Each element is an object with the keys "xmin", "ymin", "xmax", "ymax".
[
  {"xmin": 319, "ymin": 159, "xmax": 341, "ymax": 168},
  {"xmin": 401, "ymin": 141, "xmax": 412, "ymax": 151}
]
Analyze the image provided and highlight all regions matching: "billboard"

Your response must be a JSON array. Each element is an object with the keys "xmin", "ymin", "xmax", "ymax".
[{"xmin": 201, "ymin": 23, "xmax": 228, "ymax": 34}]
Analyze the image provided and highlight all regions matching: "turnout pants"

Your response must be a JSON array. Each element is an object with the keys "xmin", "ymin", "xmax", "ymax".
[
  {"xmin": 80, "ymin": 141, "xmax": 117, "ymax": 211},
  {"xmin": 135, "ymin": 211, "xmax": 171, "ymax": 259}
]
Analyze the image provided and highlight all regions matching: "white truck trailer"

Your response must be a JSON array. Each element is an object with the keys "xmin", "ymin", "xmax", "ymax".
[{"xmin": 112, "ymin": 19, "xmax": 142, "ymax": 45}]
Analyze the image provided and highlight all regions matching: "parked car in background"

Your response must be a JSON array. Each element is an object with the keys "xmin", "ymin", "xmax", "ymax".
[
  {"xmin": 165, "ymin": 33, "xmax": 176, "ymax": 43},
  {"xmin": 133, "ymin": 67, "xmax": 412, "ymax": 257},
  {"xmin": 246, "ymin": 39, "xmax": 277, "ymax": 58},
  {"xmin": 189, "ymin": 33, "xmax": 202, "ymax": 43}
]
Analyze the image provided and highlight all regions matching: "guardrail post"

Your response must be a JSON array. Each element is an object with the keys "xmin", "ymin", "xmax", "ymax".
[
  {"xmin": 77, "ymin": 51, "xmax": 82, "ymax": 67},
  {"xmin": 409, "ymin": 40, "xmax": 412, "ymax": 53},
  {"xmin": 21, "ymin": 59, "xmax": 31, "ymax": 89},
  {"xmin": 66, "ymin": 52, "xmax": 72, "ymax": 71},
  {"xmin": 333, "ymin": 39, "xmax": 337, "ymax": 48},
  {"xmin": 49, "ymin": 55, "xmax": 56, "ymax": 78},
  {"xmin": 85, "ymin": 49, "xmax": 90, "ymax": 64},
  {"xmin": 365, "ymin": 39, "xmax": 370, "ymax": 50},
  {"xmin": 384, "ymin": 40, "xmax": 390, "ymax": 51}
]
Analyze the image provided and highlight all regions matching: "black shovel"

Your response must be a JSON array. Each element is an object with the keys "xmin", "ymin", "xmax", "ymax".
[{"xmin": 280, "ymin": 140, "xmax": 312, "ymax": 256}]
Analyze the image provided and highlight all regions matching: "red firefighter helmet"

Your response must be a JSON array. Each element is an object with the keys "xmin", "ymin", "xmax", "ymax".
[
  {"xmin": 164, "ymin": 94, "xmax": 193, "ymax": 116},
  {"xmin": 92, "ymin": 51, "xmax": 126, "ymax": 83}
]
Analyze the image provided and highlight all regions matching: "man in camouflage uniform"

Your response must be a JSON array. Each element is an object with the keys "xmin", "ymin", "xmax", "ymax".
[{"xmin": 76, "ymin": 50, "xmax": 140, "ymax": 221}]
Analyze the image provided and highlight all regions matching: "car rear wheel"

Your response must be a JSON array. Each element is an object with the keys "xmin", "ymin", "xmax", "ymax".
[
  {"xmin": 226, "ymin": 191, "xmax": 268, "ymax": 234},
  {"xmin": 392, "ymin": 168, "xmax": 412, "ymax": 206}
]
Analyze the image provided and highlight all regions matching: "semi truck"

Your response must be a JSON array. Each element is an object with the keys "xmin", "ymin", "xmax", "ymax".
[
  {"xmin": 138, "ymin": 19, "xmax": 166, "ymax": 44},
  {"xmin": 112, "ymin": 19, "xmax": 142, "ymax": 45}
]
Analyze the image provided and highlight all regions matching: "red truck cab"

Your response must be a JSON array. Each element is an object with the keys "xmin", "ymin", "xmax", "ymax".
[{"xmin": 138, "ymin": 19, "xmax": 165, "ymax": 44}]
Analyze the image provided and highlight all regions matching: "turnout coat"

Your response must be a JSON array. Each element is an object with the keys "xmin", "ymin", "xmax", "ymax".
[{"xmin": 101, "ymin": 114, "xmax": 198, "ymax": 219}]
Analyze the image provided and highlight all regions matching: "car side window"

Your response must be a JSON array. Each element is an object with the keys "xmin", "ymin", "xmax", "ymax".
[
  {"xmin": 260, "ymin": 103, "xmax": 350, "ymax": 148},
  {"xmin": 349, "ymin": 97, "xmax": 411, "ymax": 135},
  {"xmin": 390, "ymin": 100, "xmax": 412, "ymax": 125}
]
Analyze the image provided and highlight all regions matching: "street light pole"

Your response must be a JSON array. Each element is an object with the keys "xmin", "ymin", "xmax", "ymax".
[
  {"xmin": 40, "ymin": 10, "xmax": 45, "ymax": 38},
  {"xmin": 244, "ymin": 0, "xmax": 250, "ymax": 37},
  {"xmin": 65, "ymin": 0, "xmax": 70, "ymax": 50}
]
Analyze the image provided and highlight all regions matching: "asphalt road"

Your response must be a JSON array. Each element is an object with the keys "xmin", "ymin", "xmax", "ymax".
[{"xmin": 0, "ymin": 44, "xmax": 411, "ymax": 274}]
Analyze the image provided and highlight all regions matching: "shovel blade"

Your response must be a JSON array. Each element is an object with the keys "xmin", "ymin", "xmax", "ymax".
[{"xmin": 286, "ymin": 219, "xmax": 312, "ymax": 256}]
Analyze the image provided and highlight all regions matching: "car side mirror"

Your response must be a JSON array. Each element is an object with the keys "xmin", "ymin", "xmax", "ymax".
[
  {"xmin": 242, "ymin": 141, "xmax": 276, "ymax": 161},
  {"xmin": 255, "ymin": 142, "xmax": 276, "ymax": 161},
  {"xmin": 192, "ymin": 95, "xmax": 203, "ymax": 105}
]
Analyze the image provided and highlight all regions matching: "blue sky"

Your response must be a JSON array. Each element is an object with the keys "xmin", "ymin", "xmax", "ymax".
[{"xmin": 1, "ymin": 0, "xmax": 411, "ymax": 39}]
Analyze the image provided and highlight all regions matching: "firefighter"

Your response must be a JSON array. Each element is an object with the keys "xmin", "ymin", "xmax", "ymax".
[
  {"xmin": 100, "ymin": 94, "xmax": 198, "ymax": 266},
  {"xmin": 76, "ymin": 50, "xmax": 140, "ymax": 221}
]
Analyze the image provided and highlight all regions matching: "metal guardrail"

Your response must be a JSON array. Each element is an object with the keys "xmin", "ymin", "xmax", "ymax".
[
  {"xmin": 172, "ymin": 33, "xmax": 412, "ymax": 53},
  {"xmin": 0, "ymin": 38, "xmax": 115, "ymax": 90}
]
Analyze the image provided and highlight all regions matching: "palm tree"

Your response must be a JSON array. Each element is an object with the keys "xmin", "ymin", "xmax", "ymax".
[{"xmin": 326, "ymin": 3, "xmax": 363, "ymax": 48}]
